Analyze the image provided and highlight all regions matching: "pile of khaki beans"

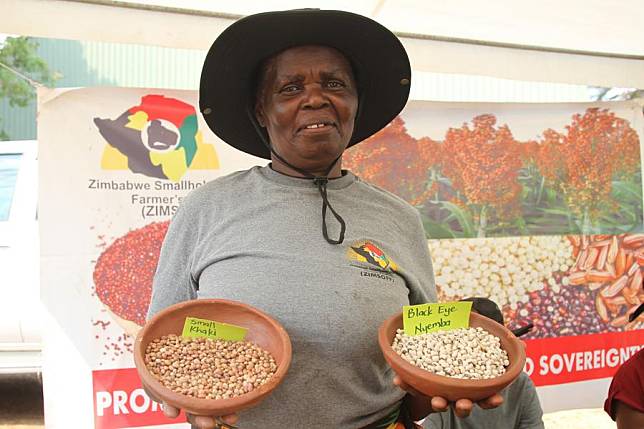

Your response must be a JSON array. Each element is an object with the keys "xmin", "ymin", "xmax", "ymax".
[{"xmin": 145, "ymin": 334, "xmax": 277, "ymax": 399}]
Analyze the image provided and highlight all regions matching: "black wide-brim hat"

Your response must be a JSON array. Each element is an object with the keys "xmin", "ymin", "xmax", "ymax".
[{"xmin": 199, "ymin": 9, "xmax": 411, "ymax": 160}]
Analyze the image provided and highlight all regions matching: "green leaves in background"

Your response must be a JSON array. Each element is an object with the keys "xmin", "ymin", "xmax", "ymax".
[{"xmin": 0, "ymin": 36, "xmax": 58, "ymax": 139}]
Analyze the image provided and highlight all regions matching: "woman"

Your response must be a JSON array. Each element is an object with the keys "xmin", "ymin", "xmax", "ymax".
[{"xmin": 148, "ymin": 9, "xmax": 502, "ymax": 429}]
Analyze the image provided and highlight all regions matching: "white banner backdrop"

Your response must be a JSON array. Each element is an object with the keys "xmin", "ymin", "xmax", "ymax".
[
  {"xmin": 38, "ymin": 87, "xmax": 643, "ymax": 428},
  {"xmin": 39, "ymin": 87, "xmax": 266, "ymax": 428}
]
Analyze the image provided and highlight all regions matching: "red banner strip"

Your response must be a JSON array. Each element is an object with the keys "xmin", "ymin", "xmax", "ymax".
[
  {"xmin": 92, "ymin": 367, "xmax": 186, "ymax": 429},
  {"xmin": 524, "ymin": 330, "xmax": 644, "ymax": 387},
  {"xmin": 91, "ymin": 331, "xmax": 644, "ymax": 427}
]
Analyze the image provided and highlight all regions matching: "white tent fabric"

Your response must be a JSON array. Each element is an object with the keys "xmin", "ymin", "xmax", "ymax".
[
  {"xmin": 127, "ymin": 0, "xmax": 644, "ymax": 57},
  {"xmin": 2, "ymin": 0, "xmax": 643, "ymax": 88}
]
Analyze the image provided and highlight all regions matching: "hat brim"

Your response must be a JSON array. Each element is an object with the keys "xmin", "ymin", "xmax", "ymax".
[{"xmin": 199, "ymin": 9, "xmax": 411, "ymax": 160}]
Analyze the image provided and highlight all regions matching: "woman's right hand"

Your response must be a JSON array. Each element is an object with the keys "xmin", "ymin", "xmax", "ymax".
[{"xmin": 161, "ymin": 403, "xmax": 239, "ymax": 429}]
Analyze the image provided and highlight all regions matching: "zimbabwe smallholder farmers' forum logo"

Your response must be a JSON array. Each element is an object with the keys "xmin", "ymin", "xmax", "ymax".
[
  {"xmin": 94, "ymin": 95, "xmax": 219, "ymax": 182},
  {"xmin": 348, "ymin": 240, "xmax": 399, "ymax": 272}
]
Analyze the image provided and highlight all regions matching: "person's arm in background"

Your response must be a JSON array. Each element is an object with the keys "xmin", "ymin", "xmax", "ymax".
[
  {"xmin": 517, "ymin": 374, "xmax": 545, "ymax": 429},
  {"xmin": 615, "ymin": 401, "xmax": 644, "ymax": 429},
  {"xmin": 604, "ymin": 347, "xmax": 644, "ymax": 429}
]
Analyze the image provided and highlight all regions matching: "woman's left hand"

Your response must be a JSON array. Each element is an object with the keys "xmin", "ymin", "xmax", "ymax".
[{"xmin": 393, "ymin": 375, "xmax": 504, "ymax": 419}]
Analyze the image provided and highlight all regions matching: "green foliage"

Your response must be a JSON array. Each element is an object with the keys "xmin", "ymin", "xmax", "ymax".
[
  {"xmin": 417, "ymin": 166, "xmax": 643, "ymax": 239},
  {"xmin": 419, "ymin": 200, "xmax": 476, "ymax": 239},
  {"xmin": 591, "ymin": 86, "xmax": 644, "ymax": 101},
  {"xmin": 0, "ymin": 36, "xmax": 57, "ymax": 139}
]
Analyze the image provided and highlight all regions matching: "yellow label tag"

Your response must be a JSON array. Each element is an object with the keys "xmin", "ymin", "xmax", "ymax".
[
  {"xmin": 181, "ymin": 317, "xmax": 247, "ymax": 341},
  {"xmin": 403, "ymin": 301, "xmax": 473, "ymax": 336}
]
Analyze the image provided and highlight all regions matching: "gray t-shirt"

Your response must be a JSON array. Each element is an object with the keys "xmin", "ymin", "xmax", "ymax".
[
  {"xmin": 424, "ymin": 372, "xmax": 544, "ymax": 429},
  {"xmin": 148, "ymin": 165, "xmax": 437, "ymax": 428}
]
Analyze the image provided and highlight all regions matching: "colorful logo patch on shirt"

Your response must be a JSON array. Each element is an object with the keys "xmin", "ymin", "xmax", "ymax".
[{"xmin": 347, "ymin": 240, "xmax": 398, "ymax": 272}]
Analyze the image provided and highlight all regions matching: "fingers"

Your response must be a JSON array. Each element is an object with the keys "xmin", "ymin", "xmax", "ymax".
[
  {"xmin": 393, "ymin": 374, "xmax": 503, "ymax": 418},
  {"xmin": 453, "ymin": 398, "xmax": 474, "ymax": 418},
  {"xmin": 220, "ymin": 414, "xmax": 239, "ymax": 425},
  {"xmin": 392, "ymin": 375, "xmax": 422, "ymax": 397},
  {"xmin": 477, "ymin": 393, "xmax": 504, "ymax": 409},
  {"xmin": 392, "ymin": 375, "xmax": 403, "ymax": 388},
  {"xmin": 161, "ymin": 403, "xmax": 180, "ymax": 419},
  {"xmin": 189, "ymin": 415, "xmax": 218, "ymax": 429},
  {"xmin": 186, "ymin": 413, "xmax": 240, "ymax": 429},
  {"xmin": 452, "ymin": 393, "xmax": 503, "ymax": 417},
  {"xmin": 430, "ymin": 396, "xmax": 449, "ymax": 413}
]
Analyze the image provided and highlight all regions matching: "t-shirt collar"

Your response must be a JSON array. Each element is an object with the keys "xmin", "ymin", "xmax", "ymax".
[{"xmin": 259, "ymin": 164, "xmax": 356, "ymax": 190}]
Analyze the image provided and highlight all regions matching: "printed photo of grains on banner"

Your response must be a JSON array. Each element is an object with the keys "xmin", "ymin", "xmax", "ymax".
[
  {"xmin": 344, "ymin": 102, "xmax": 644, "ymax": 340},
  {"xmin": 342, "ymin": 101, "xmax": 644, "ymax": 342}
]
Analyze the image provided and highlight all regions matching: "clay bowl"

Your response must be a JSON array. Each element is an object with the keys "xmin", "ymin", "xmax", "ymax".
[
  {"xmin": 378, "ymin": 311, "xmax": 525, "ymax": 402},
  {"xmin": 134, "ymin": 299, "xmax": 292, "ymax": 416}
]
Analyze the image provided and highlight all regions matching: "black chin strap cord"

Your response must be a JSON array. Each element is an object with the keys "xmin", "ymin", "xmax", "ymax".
[
  {"xmin": 247, "ymin": 108, "xmax": 346, "ymax": 245},
  {"xmin": 314, "ymin": 174, "xmax": 346, "ymax": 244}
]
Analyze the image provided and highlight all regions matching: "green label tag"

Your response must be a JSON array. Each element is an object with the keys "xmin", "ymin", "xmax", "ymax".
[
  {"xmin": 181, "ymin": 317, "xmax": 247, "ymax": 341},
  {"xmin": 403, "ymin": 301, "xmax": 473, "ymax": 336}
]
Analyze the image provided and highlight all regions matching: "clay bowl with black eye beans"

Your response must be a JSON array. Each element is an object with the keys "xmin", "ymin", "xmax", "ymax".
[
  {"xmin": 378, "ymin": 311, "xmax": 525, "ymax": 402},
  {"xmin": 134, "ymin": 299, "xmax": 292, "ymax": 416}
]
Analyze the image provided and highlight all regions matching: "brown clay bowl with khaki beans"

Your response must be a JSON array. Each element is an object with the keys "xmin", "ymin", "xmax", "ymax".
[
  {"xmin": 134, "ymin": 299, "xmax": 292, "ymax": 417},
  {"xmin": 378, "ymin": 311, "xmax": 525, "ymax": 402}
]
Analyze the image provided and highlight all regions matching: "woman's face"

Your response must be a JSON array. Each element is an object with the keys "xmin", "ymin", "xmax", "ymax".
[{"xmin": 255, "ymin": 45, "xmax": 358, "ymax": 177}]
